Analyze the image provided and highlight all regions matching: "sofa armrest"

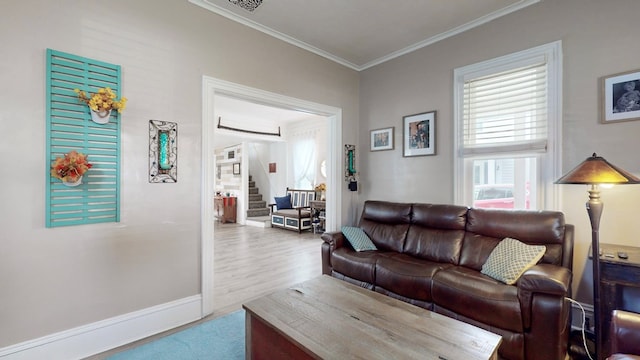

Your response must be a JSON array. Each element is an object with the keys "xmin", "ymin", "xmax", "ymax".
[
  {"xmin": 517, "ymin": 263, "xmax": 572, "ymax": 331},
  {"xmin": 321, "ymin": 231, "xmax": 346, "ymax": 249},
  {"xmin": 321, "ymin": 231, "xmax": 346, "ymax": 275},
  {"xmin": 295, "ymin": 206, "xmax": 311, "ymax": 217},
  {"xmin": 518, "ymin": 263, "xmax": 571, "ymax": 295}
]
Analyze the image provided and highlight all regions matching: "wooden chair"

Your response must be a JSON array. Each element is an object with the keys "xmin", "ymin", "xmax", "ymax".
[{"xmin": 269, "ymin": 188, "xmax": 316, "ymax": 233}]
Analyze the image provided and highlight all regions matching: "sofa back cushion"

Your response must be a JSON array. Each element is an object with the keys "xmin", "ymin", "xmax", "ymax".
[
  {"xmin": 359, "ymin": 201, "xmax": 412, "ymax": 252},
  {"xmin": 403, "ymin": 204, "xmax": 468, "ymax": 264},
  {"xmin": 460, "ymin": 208, "xmax": 567, "ymax": 271}
]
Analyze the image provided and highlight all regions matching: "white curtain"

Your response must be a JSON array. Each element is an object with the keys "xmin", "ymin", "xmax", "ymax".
[{"xmin": 291, "ymin": 130, "xmax": 317, "ymax": 189}]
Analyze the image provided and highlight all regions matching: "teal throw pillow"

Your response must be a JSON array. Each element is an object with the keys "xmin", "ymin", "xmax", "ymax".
[
  {"xmin": 481, "ymin": 237, "xmax": 546, "ymax": 285},
  {"xmin": 341, "ymin": 226, "xmax": 377, "ymax": 252}
]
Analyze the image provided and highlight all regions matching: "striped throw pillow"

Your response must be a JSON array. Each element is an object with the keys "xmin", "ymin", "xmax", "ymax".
[
  {"xmin": 341, "ymin": 226, "xmax": 377, "ymax": 252},
  {"xmin": 481, "ymin": 237, "xmax": 546, "ymax": 285}
]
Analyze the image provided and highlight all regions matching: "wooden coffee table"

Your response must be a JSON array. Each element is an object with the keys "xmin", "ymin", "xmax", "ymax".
[{"xmin": 242, "ymin": 275, "xmax": 502, "ymax": 360}]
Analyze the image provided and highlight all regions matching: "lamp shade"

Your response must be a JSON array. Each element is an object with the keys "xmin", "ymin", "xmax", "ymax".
[{"xmin": 556, "ymin": 153, "xmax": 640, "ymax": 185}]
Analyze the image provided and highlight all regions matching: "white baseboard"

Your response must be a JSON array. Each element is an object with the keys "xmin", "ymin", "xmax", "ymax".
[
  {"xmin": 245, "ymin": 217, "xmax": 270, "ymax": 228},
  {"xmin": 0, "ymin": 295, "xmax": 202, "ymax": 360}
]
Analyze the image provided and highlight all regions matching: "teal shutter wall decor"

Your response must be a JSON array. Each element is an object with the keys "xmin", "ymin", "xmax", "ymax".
[{"xmin": 45, "ymin": 49, "xmax": 121, "ymax": 227}]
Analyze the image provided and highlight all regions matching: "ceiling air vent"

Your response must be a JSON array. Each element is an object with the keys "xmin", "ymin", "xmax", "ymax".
[{"xmin": 228, "ymin": 0, "xmax": 263, "ymax": 12}]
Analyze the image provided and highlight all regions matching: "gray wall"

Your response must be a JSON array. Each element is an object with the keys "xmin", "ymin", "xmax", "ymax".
[
  {"xmin": 358, "ymin": 0, "xmax": 640, "ymax": 303},
  {"xmin": 0, "ymin": 0, "xmax": 358, "ymax": 347},
  {"xmin": 4, "ymin": 0, "xmax": 640, "ymax": 350}
]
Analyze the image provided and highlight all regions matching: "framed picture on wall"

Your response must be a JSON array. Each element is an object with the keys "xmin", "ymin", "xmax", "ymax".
[
  {"xmin": 370, "ymin": 127, "xmax": 394, "ymax": 151},
  {"xmin": 233, "ymin": 163, "xmax": 240, "ymax": 175},
  {"xmin": 403, "ymin": 111, "xmax": 436, "ymax": 157},
  {"xmin": 601, "ymin": 69, "xmax": 640, "ymax": 123}
]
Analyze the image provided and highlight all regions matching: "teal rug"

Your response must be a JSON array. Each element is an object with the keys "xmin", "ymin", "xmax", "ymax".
[{"xmin": 107, "ymin": 310, "xmax": 245, "ymax": 360}]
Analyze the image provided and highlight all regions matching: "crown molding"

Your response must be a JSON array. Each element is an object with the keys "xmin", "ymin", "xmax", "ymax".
[
  {"xmin": 189, "ymin": 0, "xmax": 541, "ymax": 72},
  {"xmin": 359, "ymin": 0, "xmax": 542, "ymax": 70},
  {"xmin": 188, "ymin": 0, "xmax": 360, "ymax": 70}
]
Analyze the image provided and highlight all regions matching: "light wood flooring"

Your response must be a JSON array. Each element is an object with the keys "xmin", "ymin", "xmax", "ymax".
[
  {"xmin": 211, "ymin": 221, "xmax": 322, "ymax": 313},
  {"xmin": 86, "ymin": 222, "xmax": 322, "ymax": 359}
]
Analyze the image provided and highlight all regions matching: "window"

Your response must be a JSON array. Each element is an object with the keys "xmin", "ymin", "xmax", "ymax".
[
  {"xmin": 291, "ymin": 134, "xmax": 317, "ymax": 189},
  {"xmin": 454, "ymin": 42, "xmax": 562, "ymax": 210}
]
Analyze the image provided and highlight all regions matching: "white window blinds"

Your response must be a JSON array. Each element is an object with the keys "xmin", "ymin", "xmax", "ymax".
[{"xmin": 461, "ymin": 62, "xmax": 547, "ymax": 156}]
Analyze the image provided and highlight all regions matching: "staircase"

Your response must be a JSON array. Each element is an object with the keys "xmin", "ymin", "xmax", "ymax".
[{"xmin": 246, "ymin": 175, "xmax": 271, "ymax": 227}]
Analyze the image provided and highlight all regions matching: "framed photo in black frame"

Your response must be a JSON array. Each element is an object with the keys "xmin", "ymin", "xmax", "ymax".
[
  {"xmin": 403, "ymin": 111, "xmax": 436, "ymax": 157},
  {"xmin": 601, "ymin": 69, "xmax": 640, "ymax": 123}
]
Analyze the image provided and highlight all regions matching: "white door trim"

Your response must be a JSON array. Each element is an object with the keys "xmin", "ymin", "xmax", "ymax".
[{"xmin": 200, "ymin": 76, "xmax": 342, "ymax": 316}]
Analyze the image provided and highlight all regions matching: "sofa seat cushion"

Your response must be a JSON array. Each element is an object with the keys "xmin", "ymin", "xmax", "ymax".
[
  {"xmin": 375, "ymin": 254, "xmax": 450, "ymax": 302},
  {"xmin": 272, "ymin": 208, "xmax": 311, "ymax": 217},
  {"xmin": 331, "ymin": 248, "xmax": 390, "ymax": 284},
  {"xmin": 374, "ymin": 287, "xmax": 432, "ymax": 309},
  {"xmin": 432, "ymin": 266, "xmax": 523, "ymax": 333}
]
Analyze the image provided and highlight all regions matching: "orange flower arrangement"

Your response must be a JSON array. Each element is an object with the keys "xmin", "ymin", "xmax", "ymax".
[{"xmin": 51, "ymin": 151, "xmax": 92, "ymax": 183}]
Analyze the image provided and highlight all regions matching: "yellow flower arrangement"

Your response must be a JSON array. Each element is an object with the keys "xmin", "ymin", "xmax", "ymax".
[
  {"xmin": 51, "ymin": 150, "xmax": 92, "ymax": 183},
  {"xmin": 74, "ymin": 87, "xmax": 127, "ymax": 113},
  {"xmin": 315, "ymin": 183, "xmax": 326, "ymax": 201}
]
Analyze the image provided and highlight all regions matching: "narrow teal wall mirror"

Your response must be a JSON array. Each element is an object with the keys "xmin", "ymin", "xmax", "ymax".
[
  {"xmin": 149, "ymin": 120, "xmax": 177, "ymax": 183},
  {"xmin": 345, "ymin": 144, "xmax": 356, "ymax": 180}
]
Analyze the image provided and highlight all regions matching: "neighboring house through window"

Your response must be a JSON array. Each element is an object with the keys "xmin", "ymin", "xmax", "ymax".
[{"xmin": 453, "ymin": 41, "xmax": 562, "ymax": 210}]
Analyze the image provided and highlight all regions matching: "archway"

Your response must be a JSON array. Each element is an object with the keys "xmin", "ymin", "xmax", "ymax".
[{"xmin": 200, "ymin": 76, "xmax": 343, "ymax": 315}]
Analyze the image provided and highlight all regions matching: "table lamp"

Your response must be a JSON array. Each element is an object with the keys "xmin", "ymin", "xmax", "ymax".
[{"xmin": 556, "ymin": 153, "xmax": 640, "ymax": 359}]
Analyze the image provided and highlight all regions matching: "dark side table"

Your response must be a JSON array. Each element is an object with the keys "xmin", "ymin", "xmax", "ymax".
[
  {"xmin": 598, "ymin": 243, "xmax": 640, "ymax": 358},
  {"xmin": 309, "ymin": 200, "xmax": 326, "ymax": 233}
]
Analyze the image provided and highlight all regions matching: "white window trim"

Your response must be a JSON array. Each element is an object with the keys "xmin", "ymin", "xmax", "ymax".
[{"xmin": 453, "ymin": 41, "xmax": 563, "ymax": 210}]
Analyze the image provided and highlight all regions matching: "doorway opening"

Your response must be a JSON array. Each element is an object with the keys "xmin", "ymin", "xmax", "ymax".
[
  {"xmin": 200, "ymin": 76, "xmax": 343, "ymax": 316},
  {"xmin": 212, "ymin": 94, "xmax": 328, "ymax": 227}
]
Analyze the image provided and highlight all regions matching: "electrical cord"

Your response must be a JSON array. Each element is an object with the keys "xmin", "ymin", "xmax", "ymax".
[{"xmin": 565, "ymin": 297, "xmax": 594, "ymax": 360}]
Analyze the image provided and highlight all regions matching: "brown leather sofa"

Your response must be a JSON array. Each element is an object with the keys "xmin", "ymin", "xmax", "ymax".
[
  {"xmin": 608, "ymin": 310, "xmax": 640, "ymax": 360},
  {"xmin": 321, "ymin": 201, "xmax": 574, "ymax": 360}
]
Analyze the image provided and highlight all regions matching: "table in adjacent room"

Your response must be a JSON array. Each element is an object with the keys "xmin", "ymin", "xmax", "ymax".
[{"xmin": 214, "ymin": 196, "xmax": 237, "ymax": 223}]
